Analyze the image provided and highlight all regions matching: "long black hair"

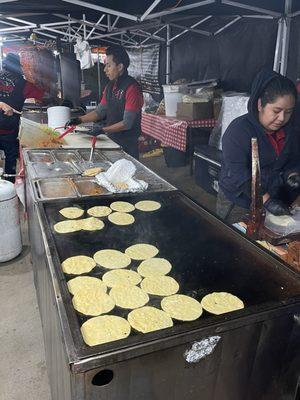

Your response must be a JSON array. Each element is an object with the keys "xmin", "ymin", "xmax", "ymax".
[{"xmin": 260, "ymin": 75, "xmax": 297, "ymax": 107}]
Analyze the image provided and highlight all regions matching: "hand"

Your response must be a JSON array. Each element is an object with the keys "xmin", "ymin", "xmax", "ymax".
[
  {"xmin": 85, "ymin": 127, "xmax": 105, "ymax": 137},
  {"xmin": 64, "ymin": 117, "xmax": 81, "ymax": 128},
  {"xmin": 286, "ymin": 172, "xmax": 300, "ymax": 189},
  {"xmin": 264, "ymin": 198, "xmax": 291, "ymax": 216},
  {"xmin": 0, "ymin": 102, "xmax": 13, "ymax": 116}
]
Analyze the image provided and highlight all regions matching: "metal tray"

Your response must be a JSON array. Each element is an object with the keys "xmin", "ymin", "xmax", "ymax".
[
  {"xmin": 78, "ymin": 149, "xmax": 107, "ymax": 162},
  {"xmin": 52, "ymin": 150, "xmax": 81, "ymax": 163},
  {"xmin": 29, "ymin": 161, "xmax": 80, "ymax": 178},
  {"xmin": 73, "ymin": 177, "xmax": 108, "ymax": 196},
  {"xmin": 36, "ymin": 178, "xmax": 78, "ymax": 200},
  {"xmin": 27, "ymin": 150, "xmax": 55, "ymax": 163},
  {"xmin": 39, "ymin": 191, "xmax": 300, "ymax": 359},
  {"xmin": 74, "ymin": 160, "xmax": 111, "ymax": 174}
]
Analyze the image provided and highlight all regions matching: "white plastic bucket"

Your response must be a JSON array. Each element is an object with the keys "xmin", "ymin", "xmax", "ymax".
[
  {"xmin": 163, "ymin": 85, "xmax": 185, "ymax": 117},
  {"xmin": 47, "ymin": 106, "xmax": 71, "ymax": 131},
  {"xmin": 0, "ymin": 180, "xmax": 22, "ymax": 262}
]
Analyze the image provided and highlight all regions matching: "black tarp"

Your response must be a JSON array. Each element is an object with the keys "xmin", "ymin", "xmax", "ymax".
[{"xmin": 162, "ymin": 18, "xmax": 278, "ymax": 92}]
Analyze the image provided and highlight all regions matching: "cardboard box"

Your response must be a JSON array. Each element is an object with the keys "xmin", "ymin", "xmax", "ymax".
[{"xmin": 176, "ymin": 101, "xmax": 213, "ymax": 120}]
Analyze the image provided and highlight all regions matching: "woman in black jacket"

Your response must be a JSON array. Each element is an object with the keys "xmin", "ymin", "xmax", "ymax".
[{"xmin": 217, "ymin": 69, "xmax": 300, "ymax": 224}]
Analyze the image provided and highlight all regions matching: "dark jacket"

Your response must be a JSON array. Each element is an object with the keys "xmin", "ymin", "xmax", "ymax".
[
  {"xmin": 0, "ymin": 69, "xmax": 26, "ymax": 132},
  {"xmin": 105, "ymin": 73, "xmax": 141, "ymax": 146},
  {"xmin": 219, "ymin": 69, "xmax": 300, "ymax": 208}
]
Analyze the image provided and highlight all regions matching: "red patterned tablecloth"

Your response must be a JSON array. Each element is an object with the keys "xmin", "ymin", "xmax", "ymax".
[{"xmin": 141, "ymin": 112, "xmax": 217, "ymax": 152}]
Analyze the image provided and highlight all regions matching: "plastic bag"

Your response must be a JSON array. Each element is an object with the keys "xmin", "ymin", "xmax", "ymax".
[{"xmin": 95, "ymin": 159, "xmax": 148, "ymax": 193}]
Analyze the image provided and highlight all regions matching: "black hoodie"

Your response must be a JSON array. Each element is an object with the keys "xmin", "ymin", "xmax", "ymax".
[{"xmin": 219, "ymin": 69, "xmax": 300, "ymax": 208}]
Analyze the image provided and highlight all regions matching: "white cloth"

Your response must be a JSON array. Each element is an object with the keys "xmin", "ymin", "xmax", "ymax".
[
  {"xmin": 95, "ymin": 159, "xmax": 148, "ymax": 193},
  {"xmin": 74, "ymin": 38, "xmax": 94, "ymax": 69}
]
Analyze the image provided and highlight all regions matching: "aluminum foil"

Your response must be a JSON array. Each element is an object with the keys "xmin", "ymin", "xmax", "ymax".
[{"xmin": 184, "ymin": 335, "xmax": 221, "ymax": 363}]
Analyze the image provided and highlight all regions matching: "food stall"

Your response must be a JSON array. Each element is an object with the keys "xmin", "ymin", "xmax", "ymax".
[
  {"xmin": 19, "ymin": 108, "xmax": 300, "ymax": 400},
  {"xmin": 20, "ymin": 116, "xmax": 300, "ymax": 400},
  {"xmin": 27, "ymin": 181, "xmax": 300, "ymax": 400}
]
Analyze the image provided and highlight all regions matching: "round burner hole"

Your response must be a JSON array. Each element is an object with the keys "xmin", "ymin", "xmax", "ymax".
[{"xmin": 91, "ymin": 369, "xmax": 114, "ymax": 386}]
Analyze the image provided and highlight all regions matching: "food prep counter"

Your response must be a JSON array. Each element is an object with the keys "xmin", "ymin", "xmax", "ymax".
[
  {"xmin": 23, "ymin": 148, "xmax": 175, "ymax": 201},
  {"xmin": 27, "ymin": 185, "xmax": 300, "ymax": 400},
  {"xmin": 19, "ymin": 116, "xmax": 121, "ymax": 150}
]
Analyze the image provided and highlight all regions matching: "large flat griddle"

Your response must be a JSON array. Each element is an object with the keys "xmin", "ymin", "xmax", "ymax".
[{"xmin": 39, "ymin": 191, "xmax": 300, "ymax": 360}]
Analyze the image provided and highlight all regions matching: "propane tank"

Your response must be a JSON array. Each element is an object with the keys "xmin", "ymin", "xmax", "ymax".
[{"xmin": 0, "ymin": 180, "xmax": 22, "ymax": 262}]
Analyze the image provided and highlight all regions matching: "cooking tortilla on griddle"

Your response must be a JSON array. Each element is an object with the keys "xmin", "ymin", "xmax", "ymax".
[
  {"xmin": 62, "ymin": 255, "xmax": 96, "ymax": 275},
  {"xmin": 81, "ymin": 315, "xmax": 131, "ymax": 346},
  {"xmin": 59, "ymin": 207, "xmax": 84, "ymax": 219},
  {"xmin": 127, "ymin": 306, "xmax": 173, "ymax": 333},
  {"xmin": 108, "ymin": 212, "xmax": 135, "ymax": 226},
  {"xmin": 87, "ymin": 206, "xmax": 112, "ymax": 218},
  {"xmin": 137, "ymin": 258, "xmax": 172, "ymax": 277},
  {"xmin": 201, "ymin": 292, "xmax": 244, "ymax": 315},
  {"xmin": 141, "ymin": 276, "xmax": 179, "ymax": 296},
  {"xmin": 125, "ymin": 244, "xmax": 159, "ymax": 260},
  {"xmin": 135, "ymin": 200, "xmax": 161, "ymax": 212},
  {"xmin": 161, "ymin": 294, "xmax": 202, "ymax": 321},
  {"xmin": 110, "ymin": 201, "xmax": 135, "ymax": 213},
  {"xmin": 102, "ymin": 269, "xmax": 142, "ymax": 287},
  {"xmin": 72, "ymin": 288, "xmax": 115, "ymax": 316},
  {"xmin": 54, "ymin": 219, "xmax": 81, "ymax": 234},
  {"xmin": 67, "ymin": 276, "xmax": 107, "ymax": 295},
  {"xmin": 109, "ymin": 285, "xmax": 149, "ymax": 309},
  {"xmin": 93, "ymin": 249, "xmax": 131, "ymax": 269}
]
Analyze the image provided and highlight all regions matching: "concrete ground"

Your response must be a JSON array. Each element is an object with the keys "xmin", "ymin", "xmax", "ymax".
[
  {"xmin": 0, "ymin": 154, "xmax": 215, "ymax": 400},
  {"xmin": 0, "ymin": 214, "xmax": 52, "ymax": 400}
]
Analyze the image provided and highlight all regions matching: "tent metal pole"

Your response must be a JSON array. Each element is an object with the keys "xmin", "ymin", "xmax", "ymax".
[
  {"xmin": 90, "ymin": 30, "xmax": 127, "ymax": 40},
  {"xmin": 145, "ymin": 0, "xmax": 215, "ymax": 20},
  {"xmin": 0, "ymin": 24, "xmax": 36, "ymax": 32},
  {"xmin": 168, "ymin": 16, "xmax": 212, "ymax": 42},
  {"xmin": 111, "ymin": 16, "xmax": 120, "ymax": 31},
  {"xmin": 135, "ymin": 29, "xmax": 166, "ymax": 42},
  {"xmin": 273, "ymin": 17, "xmax": 283, "ymax": 72},
  {"xmin": 290, "ymin": 10, "xmax": 300, "ymax": 17},
  {"xmin": 280, "ymin": 0, "xmax": 292, "ymax": 75},
  {"xmin": 221, "ymin": 0, "xmax": 281, "ymax": 17},
  {"xmin": 61, "ymin": 0, "xmax": 138, "ymax": 22},
  {"xmin": 53, "ymin": 14, "xmax": 107, "ymax": 31},
  {"xmin": 97, "ymin": 48, "xmax": 101, "ymax": 102},
  {"xmin": 166, "ymin": 24, "xmax": 171, "ymax": 84},
  {"xmin": 214, "ymin": 16, "xmax": 241, "ymax": 35},
  {"xmin": 140, "ymin": 25, "xmax": 166, "ymax": 45},
  {"xmin": 169, "ymin": 21, "xmax": 211, "ymax": 39},
  {"xmin": 41, "ymin": 20, "xmax": 78, "ymax": 27},
  {"xmin": 86, "ymin": 15, "xmax": 105, "ymax": 39},
  {"xmin": 83, "ymin": 14, "xmax": 86, "ymax": 39},
  {"xmin": 140, "ymin": 0, "xmax": 162, "ymax": 22}
]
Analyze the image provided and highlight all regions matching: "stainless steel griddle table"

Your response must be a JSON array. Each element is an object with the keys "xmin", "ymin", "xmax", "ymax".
[{"xmin": 28, "ymin": 187, "xmax": 300, "ymax": 400}]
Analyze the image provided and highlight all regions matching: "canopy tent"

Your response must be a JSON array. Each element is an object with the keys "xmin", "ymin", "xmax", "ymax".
[{"xmin": 0, "ymin": 1, "xmax": 299, "ymax": 89}]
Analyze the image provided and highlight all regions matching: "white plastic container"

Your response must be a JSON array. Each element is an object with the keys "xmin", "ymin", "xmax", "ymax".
[
  {"xmin": 163, "ymin": 85, "xmax": 185, "ymax": 117},
  {"xmin": 47, "ymin": 106, "xmax": 71, "ymax": 131},
  {"xmin": 0, "ymin": 180, "xmax": 22, "ymax": 262}
]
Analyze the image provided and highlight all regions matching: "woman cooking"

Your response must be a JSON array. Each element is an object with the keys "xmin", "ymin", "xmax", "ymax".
[{"xmin": 217, "ymin": 69, "xmax": 300, "ymax": 224}]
